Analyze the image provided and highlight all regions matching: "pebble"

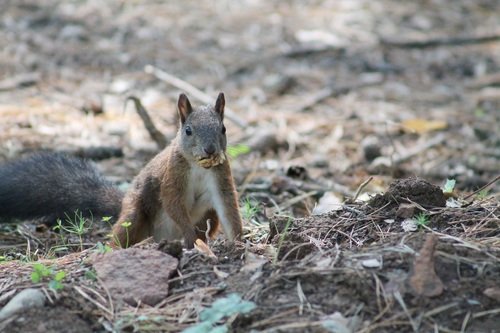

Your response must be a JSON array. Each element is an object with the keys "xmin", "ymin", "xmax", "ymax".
[{"xmin": 0, "ymin": 288, "xmax": 46, "ymax": 321}]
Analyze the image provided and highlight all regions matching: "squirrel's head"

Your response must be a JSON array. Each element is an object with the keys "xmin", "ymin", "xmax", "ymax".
[{"xmin": 177, "ymin": 92, "xmax": 227, "ymax": 169}]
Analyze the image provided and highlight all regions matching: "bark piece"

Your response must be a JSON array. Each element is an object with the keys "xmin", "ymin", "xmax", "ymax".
[
  {"xmin": 408, "ymin": 234, "xmax": 444, "ymax": 297},
  {"xmin": 396, "ymin": 203, "xmax": 417, "ymax": 219}
]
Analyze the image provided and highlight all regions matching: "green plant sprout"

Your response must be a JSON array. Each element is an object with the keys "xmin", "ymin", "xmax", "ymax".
[
  {"xmin": 240, "ymin": 198, "xmax": 259, "ymax": 222},
  {"xmin": 442, "ymin": 179, "xmax": 456, "ymax": 194},
  {"xmin": 274, "ymin": 216, "xmax": 294, "ymax": 264},
  {"xmin": 476, "ymin": 189, "xmax": 490, "ymax": 200},
  {"xmin": 109, "ymin": 220, "xmax": 132, "ymax": 248},
  {"xmin": 31, "ymin": 262, "xmax": 66, "ymax": 290},
  {"xmin": 95, "ymin": 241, "xmax": 112, "ymax": 254},
  {"xmin": 415, "ymin": 213, "xmax": 430, "ymax": 228},
  {"xmin": 84, "ymin": 269, "xmax": 98, "ymax": 281},
  {"xmin": 53, "ymin": 210, "xmax": 93, "ymax": 251},
  {"xmin": 121, "ymin": 221, "xmax": 132, "ymax": 248},
  {"xmin": 101, "ymin": 216, "xmax": 112, "ymax": 223},
  {"xmin": 226, "ymin": 144, "xmax": 251, "ymax": 159},
  {"xmin": 100, "ymin": 216, "xmax": 125, "ymax": 248},
  {"xmin": 182, "ymin": 294, "xmax": 256, "ymax": 333}
]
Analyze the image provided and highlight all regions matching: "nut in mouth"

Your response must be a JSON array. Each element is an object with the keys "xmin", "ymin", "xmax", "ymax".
[{"xmin": 196, "ymin": 153, "xmax": 226, "ymax": 169}]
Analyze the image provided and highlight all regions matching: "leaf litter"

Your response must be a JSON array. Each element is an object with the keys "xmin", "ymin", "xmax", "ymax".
[{"xmin": 0, "ymin": 0, "xmax": 499, "ymax": 332}]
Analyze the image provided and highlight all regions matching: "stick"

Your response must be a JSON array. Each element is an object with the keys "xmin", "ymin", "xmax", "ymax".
[
  {"xmin": 125, "ymin": 96, "xmax": 168, "ymax": 149},
  {"xmin": 394, "ymin": 133, "xmax": 446, "ymax": 165},
  {"xmin": 466, "ymin": 72, "xmax": 500, "ymax": 89},
  {"xmin": 272, "ymin": 190, "xmax": 318, "ymax": 214},
  {"xmin": 381, "ymin": 31, "xmax": 500, "ymax": 48},
  {"xmin": 291, "ymin": 75, "xmax": 383, "ymax": 112},
  {"xmin": 228, "ymin": 45, "xmax": 344, "ymax": 77},
  {"xmin": 463, "ymin": 175, "xmax": 500, "ymax": 200},
  {"xmin": 144, "ymin": 65, "xmax": 248, "ymax": 128},
  {"xmin": 353, "ymin": 176, "xmax": 373, "ymax": 202},
  {"xmin": 0, "ymin": 72, "xmax": 40, "ymax": 91}
]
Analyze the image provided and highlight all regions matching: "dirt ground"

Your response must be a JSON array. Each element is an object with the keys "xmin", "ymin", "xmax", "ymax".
[{"xmin": 0, "ymin": 0, "xmax": 499, "ymax": 332}]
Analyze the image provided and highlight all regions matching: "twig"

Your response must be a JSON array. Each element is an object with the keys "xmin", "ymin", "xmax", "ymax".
[
  {"xmin": 0, "ymin": 72, "xmax": 40, "ymax": 91},
  {"xmin": 381, "ymin": 31, "xmax": 500, "ymax": 48},
  {"xmin": 144, "ymin": 65, "xmax": 248, "ymax": 128},
  {"xmin": 353, "ymin": 176, "xmax": 373, "ymax": 201},
  {"xmin": 273, "ymin": 190, "xmax": 318, "ymax": 213},
  {"xmin": 472, "ymin": 307, "xmax": 500, "ymax": 319},
  {"xmin": 397, "ymin": 133, "xmax": 446, "ymax": 164},
  {"xmin": 228, "ymin": 45, "xmax": 344, "ymax": 76},
  {"xmin": 291, "ymin": 75, "xmax": 384, "ymax": 112},
  {"xmin": 466, "ymin": 72, "xmax": 500, "ymax": 89},
  {"xmin": 460, "ymin": 311, "xmax": 471, "ymax": 333},
  {"xmin": 74, "ymin": 285, "xmax": 114, "ymax": 318},
  {"xmin": 463, "ymin": 175, "xmax": 500, "ymax": 200},
  {"xmin": 394, "ymin": 291, "xmax": 419, "ymax": 333},
  {"xmin": 423, "ymin": 302, "xmax": 459, "ymax": 318},
  {"xmin": 125, "ymin": 96, "xmax": 168, "ymax": 149}
]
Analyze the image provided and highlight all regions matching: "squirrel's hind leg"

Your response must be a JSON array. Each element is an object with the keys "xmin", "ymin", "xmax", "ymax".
[{"xmin": 111, "ymin": 194, "xmax": 154, "ymax": 248}]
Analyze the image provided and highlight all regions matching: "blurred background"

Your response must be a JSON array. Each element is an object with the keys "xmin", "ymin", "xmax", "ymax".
[{"xmin": 0, "ymin": 0, "xmax": 499, "ymax": 201}]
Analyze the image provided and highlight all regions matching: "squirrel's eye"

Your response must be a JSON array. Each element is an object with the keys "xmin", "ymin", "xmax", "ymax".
[
  {"xmin": 185, "ymin": 126, "xmax": 192, "ymax": 136},
  {"xmin": 221, "ymin": 125, "xmax": 226, "ymax": 134}
]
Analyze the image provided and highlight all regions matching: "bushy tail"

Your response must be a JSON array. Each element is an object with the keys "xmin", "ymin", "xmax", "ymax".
[{"xmin": 0, "ymin": 152, "xmax": 123, "ymax": 224}]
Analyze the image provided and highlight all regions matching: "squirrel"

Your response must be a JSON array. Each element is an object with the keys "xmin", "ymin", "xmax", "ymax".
[{"xmin": 0, "ymin": 93, "xmax": 243, "ymax": 248}]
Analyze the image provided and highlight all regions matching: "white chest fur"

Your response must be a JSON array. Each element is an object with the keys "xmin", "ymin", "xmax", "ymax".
[
  {"xmin": 185, "ymin": 165, "xmax": 219, "ymax": 222},
  {"xmin": 153, "ymin": 164, "xmax": 232, "ymax": 242}
]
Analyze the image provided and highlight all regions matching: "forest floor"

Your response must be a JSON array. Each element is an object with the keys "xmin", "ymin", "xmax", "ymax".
[{"xmin": 0, "ymin": 1, "xmax": 499, "ymax": 332}]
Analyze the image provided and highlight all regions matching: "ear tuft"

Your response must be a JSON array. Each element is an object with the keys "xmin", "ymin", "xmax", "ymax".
[
  {"xmin": 214, "ymin": 92, "xmax": 225, "ymax": 120},
  {"xmin": 178, "ymin": 93, "xmax": 193, "ymax": 124}
]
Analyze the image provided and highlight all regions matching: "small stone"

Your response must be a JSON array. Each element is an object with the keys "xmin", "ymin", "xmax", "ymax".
[
  {"xmin": 401, "ymin": 218, "xmax": 418, "ymax": 232},
  {"xmin": 286, "ymin": 165, "xmax": 308, "ymax": 180},
  {"xmin": 312, "ymin": 192, "xmax": 343, "ymax": 215},
  {"xmin": 93, "ymin": 248, "xmax": 178, "ymax": 306},
  {"xmin": 59, "ymin": 25, "xmax": 87, "ymax": 40},
  {"xmin": 0, "ymin": 288, "xmax": 46, "ymax": 321},
  {"xmin": 361, "ymin": 136, "xmax": 382, "ymax": 162},
  {"xmin": 446, "ymin": 198, "xmax": 462, "ymax": 208},
  {"xmin": 110, "ymin": 79, "xmax": 134, "ymax": 94},
  {"xmin": 396, "ymin": 203, "xmax": 417, "ymax": 219},
  {"xmin": 483, "ymin": 287, "xmax": 500, "ymax": 302},
  {"xmin": 361, "ymin": 258, "xmax": 382, "ymax": 268},
  {"xmin": 311, "ymin": 155, "xmax": 329, "ymax": 168}
]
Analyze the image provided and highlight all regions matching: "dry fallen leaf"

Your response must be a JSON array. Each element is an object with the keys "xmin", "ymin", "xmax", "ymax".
[
  {"xmin": 483, "ymin": 287, "xmax": 500, "ymax": 302},
  {"xmin": 241, "ymin": 251, "xmax": 267, "ymax": 273},
  {"xmin": 194, "ymin": 239, "xmax": 217, "ymax": 260},
  {"xmin": 312, "ymin": 191, "xmax": 343, "ymax": 215},
  {"xmin": 401, "ymin": 118, "xmax": 447, "ymax": 134}
]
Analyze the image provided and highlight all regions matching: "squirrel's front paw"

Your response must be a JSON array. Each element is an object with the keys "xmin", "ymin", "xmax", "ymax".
[
  {"xmin": 184, "ymin": 238, "xmax": 195, "ymax": 249},
  {"xmin": 183, "ymin": 230, "xmax": 197, "ymax": 249}
]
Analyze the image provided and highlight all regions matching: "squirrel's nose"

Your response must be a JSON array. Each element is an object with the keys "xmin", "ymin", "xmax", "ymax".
[{"xmin": 204, "ymin": 145, "xmax": 216, "ymax": 155}]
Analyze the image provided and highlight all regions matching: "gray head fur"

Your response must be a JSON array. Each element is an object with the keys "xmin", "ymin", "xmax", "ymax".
[{"xmin": 177, "ymin": 93, "xmax": 227, "ymax": 168}]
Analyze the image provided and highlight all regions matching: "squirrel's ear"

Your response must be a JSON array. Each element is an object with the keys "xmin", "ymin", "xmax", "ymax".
[
  {"xmin": 178, "ymin": 93, "xmax": 193, "ymax": 124},
  {"xmin": 214, "ymin": 92, "xmax": 225, "ymax": 120}
]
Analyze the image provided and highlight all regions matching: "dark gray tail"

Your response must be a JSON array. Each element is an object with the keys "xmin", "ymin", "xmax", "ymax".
[{"xmin": 0, "ymin": 152, "xmax": 123, "ymax": 224}]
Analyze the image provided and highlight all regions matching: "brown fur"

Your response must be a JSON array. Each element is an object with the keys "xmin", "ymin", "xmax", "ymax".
[{"xmin": 111, "ymin": 94, "xmax": 242, "ymax": 248}]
